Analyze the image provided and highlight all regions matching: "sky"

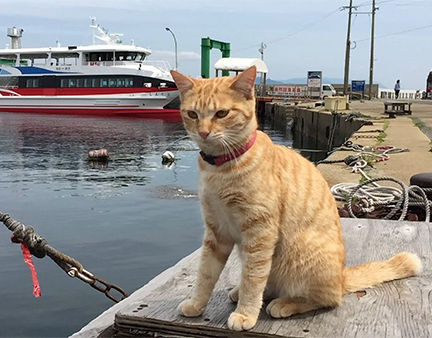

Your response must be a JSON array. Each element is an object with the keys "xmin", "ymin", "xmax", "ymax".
[{"xmin": 1, "ymin": 0, "xmax": 431, "ymax": 90}]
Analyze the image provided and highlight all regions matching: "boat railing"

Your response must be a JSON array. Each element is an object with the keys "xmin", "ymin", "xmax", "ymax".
[
  {"xmin": 142, "ymin": 60, "xmax": 172, "ymax": 72},
  {"xmin": 85, "ymin": 61, "xmax": 147, "ymax": 67}
]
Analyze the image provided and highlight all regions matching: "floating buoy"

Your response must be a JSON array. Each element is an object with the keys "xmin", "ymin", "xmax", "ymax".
[
  {"xmin": 88, "ymin": 149, "xmax": 109, "ymax": 161},
  {"xmin": 162, "ymin": 151, "xmax": 175, "ymax": 165}
]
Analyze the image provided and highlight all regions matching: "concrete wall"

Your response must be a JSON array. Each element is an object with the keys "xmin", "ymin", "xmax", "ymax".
[
  {"xmin": 263, "ymin": 102, "xmax": 295, "ymax": 138},
  {"xmin": 292, "ymin": 108, "xmax": 365, "ymax": 161},
  {"xmin": 264, "ymin": 102, "xmax": 366, "ymax": 162}
]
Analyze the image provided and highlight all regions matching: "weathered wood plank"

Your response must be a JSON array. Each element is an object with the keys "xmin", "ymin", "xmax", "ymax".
[
  {"xmin": 115, "ymin": 219, "xmax": 432, "ymax": 338},
  {"xmin": 72, "ymin": 249, "xmax": 202, "ymax": 338}
]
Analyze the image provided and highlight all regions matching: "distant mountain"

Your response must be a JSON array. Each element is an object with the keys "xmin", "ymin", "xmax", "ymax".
[
  {"xmin": 276, "ymin": 77, "xmax": 345, "ymax": 84},
  {"xmin": 255, "ymin": 78, "xmax": 283, "ymax": 84}
]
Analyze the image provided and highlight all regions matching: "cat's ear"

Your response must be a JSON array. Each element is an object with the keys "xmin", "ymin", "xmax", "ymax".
[
  {"xmin": 170, "ymin": 70, "xmax": 196, "ymax": 94},
  {"xmin": 230, "ymin": 66, "xmax": 256, "ymax": 100}
]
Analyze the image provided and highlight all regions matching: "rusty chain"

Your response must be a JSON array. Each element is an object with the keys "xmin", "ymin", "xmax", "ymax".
[{"xmin": 0, "ymin": 211, "xmax": 128, "ymax": 303}]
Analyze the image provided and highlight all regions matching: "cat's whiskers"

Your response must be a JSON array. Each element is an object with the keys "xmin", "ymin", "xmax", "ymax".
[
  {"xmin": 222, "ymin": 134, "xmax": 243, "ymax": 150},
  {"xmin": 219, "ymin": 138, "xmax": 230, "ymax": 157},
  {"xmin": 220, "ymin": 137, "xmax": 241, "ymax": 169}
]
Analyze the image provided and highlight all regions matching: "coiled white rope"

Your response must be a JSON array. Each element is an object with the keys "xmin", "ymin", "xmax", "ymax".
[{"xmin": 331, "ymin": 164, "xmax": 431, "ymax": 222}]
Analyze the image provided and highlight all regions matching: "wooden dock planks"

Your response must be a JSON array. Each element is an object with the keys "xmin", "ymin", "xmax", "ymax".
[{"xmin": 113, "ymin": 218, "xmax": 432, "ymax": 337}]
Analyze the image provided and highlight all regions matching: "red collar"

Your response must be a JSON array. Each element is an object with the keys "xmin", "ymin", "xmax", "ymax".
[{"xmin": 199, "ymin": 131, "xmax": 257, "ymax": 166}]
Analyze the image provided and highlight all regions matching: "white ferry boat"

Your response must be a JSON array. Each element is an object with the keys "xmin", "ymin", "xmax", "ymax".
[{"xmin": 0, "ymin": 19, "xmax": 180, "ymax": 116}]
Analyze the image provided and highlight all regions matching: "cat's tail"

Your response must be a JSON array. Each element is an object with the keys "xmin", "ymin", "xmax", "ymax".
[{"xmin": 343, "ymin": 252, "xmax": 422, "ymax": 293}]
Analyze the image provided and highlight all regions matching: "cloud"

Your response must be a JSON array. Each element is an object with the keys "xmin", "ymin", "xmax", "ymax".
[
  {"xmin": 151, "ymin": 50, "xmax": 200, "ymax": 60},
  {"xmin": 178, "ymin": 51, "xmax": 200, "ymax": 60}
]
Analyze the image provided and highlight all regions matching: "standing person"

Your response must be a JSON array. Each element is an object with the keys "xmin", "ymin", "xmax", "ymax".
[{"xmin": 394, "ymin": 79, "xmax": 401, "ymax": 99}]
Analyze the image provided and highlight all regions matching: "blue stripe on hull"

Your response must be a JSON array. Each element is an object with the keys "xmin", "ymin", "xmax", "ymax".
[{"xmin": 15, "ymin": 66, "xmax": 77, "ymax": 74}]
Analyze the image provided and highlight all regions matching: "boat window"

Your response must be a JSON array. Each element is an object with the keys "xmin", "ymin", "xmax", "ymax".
[
  {"xmin": 117, "ymin": 78, "xmax": 125, "ymax": 87},
  {"xmin": 92, "ymin": 78, "xmax": 100, "ymax": 87},
  {"xmin": 20, "ymin": 76, "xmax": 141, "ymax": 89},
  {"xmin": 25, "ymin": 78, "xmax": 39, "ymax": 88},
  {"xmin": 60, "ymin": 78, "xmax": 68, "ymax": 87},
  {"xmin": 84, "ymin": 78, "xmax": 92, "ymax": 88},
  {"xmin": 114, "ymin": 52, "xmax": 143, "ymax": 61},
  {"xmin": 109, "ymin": 78, "xmax": 117, "ymax": 87},
  {"xmin": 89, "ymin": 52, "xmax": 114, "ymax": 62},
  {"xmin": 127, "ymin": 52, "xmax": 137, "ymax": 61},
  {"xmin": 101, "ymin": 78, "xmax": 108, "ymax": 87},
  {"xmin": 115, "ymin": 53, "xmax": 126, "ymax": 61},
  {"xmin": 68, "ymin": 79, "xmax": 77, "ymax": 87},
  {"xmin": 137, "ymin": 53, "xmax": 146, "ymax": 61}
]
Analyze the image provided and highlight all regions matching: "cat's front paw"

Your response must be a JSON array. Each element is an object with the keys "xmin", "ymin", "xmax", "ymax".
[
  {"xmin": 227, "ymin": 312, "xmax": 257, "ymax": 331},
  {"xmin": 178, "ymin": 299, "xmax": 205, "ymax": 317}
]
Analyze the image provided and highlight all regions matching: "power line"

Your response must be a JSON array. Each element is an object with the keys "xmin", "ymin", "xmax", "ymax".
[
  {"xmin": 358, "ymin": 0, "xmax": 429, "ymax": 7},
  {"xmin": 386, "ymin": 1, "xmax": 432, "ymax": 6},
  {"xmin": 356, "ymin": 23, "xmax": 432, "ymax": 42},
  {"xmin": 356, "ymin": 0, "xmax": 395, "ymax": 8},
  {"xmin": 233, "ymin": 7, "xmax": 341, "ymax": 52},
  {"xmin": 265, "ymin": 8, "xmax": 341, "ymax": 45}
]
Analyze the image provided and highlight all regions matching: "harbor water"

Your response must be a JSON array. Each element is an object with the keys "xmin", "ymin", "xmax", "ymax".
[{"xmin": 0, "ymin": 112, "xmax": 293, "ymax": 337}]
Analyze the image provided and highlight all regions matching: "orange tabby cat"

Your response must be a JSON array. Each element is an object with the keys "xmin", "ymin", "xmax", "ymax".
[{"xmin": 170, "ymin": 66, "xmax": 422, "ymax": 332}]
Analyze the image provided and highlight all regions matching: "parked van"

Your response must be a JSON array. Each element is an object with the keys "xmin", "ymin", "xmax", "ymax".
[
  {"xmin": 426, "ymin": 70, "xmax": 432, "ymax": 99},
  {"xmin": 322, "ymin": 84, "xmax": 336, "ymax": 98}
]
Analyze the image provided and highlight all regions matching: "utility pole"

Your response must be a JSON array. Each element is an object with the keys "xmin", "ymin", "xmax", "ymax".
[
  {"xmin": 258, "ymin": 42, "xmax": 267, "ymax": 96},
  {"xmin": 258, "ymin": 42, "xmax": 266, "ymax": 61},
  {"xmin": 368, "ymin": 0, "xmax": 377, "ymax": 100},
  {"xmin": 343, "ymin": 0, "xmax": 354, "ymax": 97}
]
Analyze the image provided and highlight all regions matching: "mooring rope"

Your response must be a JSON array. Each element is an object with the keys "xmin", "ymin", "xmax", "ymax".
[
  {"xmin": 332, "ymin": 175, "xmax": 432, "ymax": 222},
  {"xmin": 318, "ymin": 140, "xmax": 410, "ymax": 166},
  {"xmin": 0, "ymin": 211, "xmax": 128, "ymax": 302}
]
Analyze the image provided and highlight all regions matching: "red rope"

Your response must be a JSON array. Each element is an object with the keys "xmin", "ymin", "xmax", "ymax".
[{"xmin": 20, "ymin": 242, "xmax": 42, "ymax": 298}]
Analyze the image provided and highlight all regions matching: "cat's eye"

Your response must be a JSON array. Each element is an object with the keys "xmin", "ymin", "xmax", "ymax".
[
  {"xmin": 215, "ymin": 110, "xmax": 229, "ymax": 118},
  {"xmin": 187, "ymin": 111, "xmax": 198, "ymax": 119}
]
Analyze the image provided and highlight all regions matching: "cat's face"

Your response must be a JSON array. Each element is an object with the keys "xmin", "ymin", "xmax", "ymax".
[{"xmin": 171, "ymin": 66, "xmax": 258, "ymax": 155}]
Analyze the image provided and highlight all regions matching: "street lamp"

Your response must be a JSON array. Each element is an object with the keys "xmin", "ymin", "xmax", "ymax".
[{"xmin": 165, "ymin": 27, "xmax": 178, "ymax": 70}]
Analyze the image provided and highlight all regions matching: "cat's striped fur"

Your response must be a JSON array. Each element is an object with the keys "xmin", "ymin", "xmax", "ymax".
[{"xmin": 170, "ymin": 66, "xmax": 422, "ymax": 331}]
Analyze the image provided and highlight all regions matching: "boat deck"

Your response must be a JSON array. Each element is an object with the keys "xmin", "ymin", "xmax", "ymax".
[{"xmin": 72, "ymin": 218, "xmax": 432, "ymax": 338}]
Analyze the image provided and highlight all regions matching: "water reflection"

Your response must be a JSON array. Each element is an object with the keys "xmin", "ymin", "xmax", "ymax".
[{"xmin": 0, "ymin": 113, "xmax": 188, "ymax": 193}]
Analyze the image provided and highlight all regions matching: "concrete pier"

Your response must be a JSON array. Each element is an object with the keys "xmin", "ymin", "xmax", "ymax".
[{"xmin": 317, "ymin": 100, "xmax": 432, "ymax": 187}]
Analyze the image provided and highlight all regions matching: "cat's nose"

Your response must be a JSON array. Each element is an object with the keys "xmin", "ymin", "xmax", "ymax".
[{"xmin": 199, "ymin": 131, "xmax": 210, "ymax": 139}]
